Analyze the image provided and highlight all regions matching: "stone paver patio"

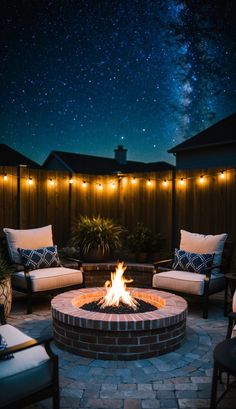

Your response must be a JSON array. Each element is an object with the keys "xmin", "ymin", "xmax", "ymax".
[{"xmin": 8, "ymin": 291, "xmax": 236, "ymax": 409}]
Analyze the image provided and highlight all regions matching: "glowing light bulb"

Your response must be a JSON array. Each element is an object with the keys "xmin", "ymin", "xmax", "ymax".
[
  {"xmin": 49, "ymin": 178, "xmax": 55, "ymax": 186},
  {"xmin": 3, "ymin": 174, "xmax": 8, "ymax": 181},
  {"xmin": 82, "ymin": 181, "xmax": 87, "ymax": 188},
  {"xmin": 220, "ymin": 171, "xmax": 225, "ymax": 179},
  {"xmin": 199, "ymin": 176, "xmax": 204, "ymax": 183},
  {"xmin": 147, "ymin": 179, "xmax": 152, "ymax": 186},
  {"xmin": 97, "ymin": 183, "xmax": 103, "ymax": 190},
  {"xmin": 162, "ymin": 179, "xmax": 168, "ymax": 187},
  {"xmin": 111, "ymin": 182, "xmax": 116, "ymax": 189},
  {"xmin": 131, "ymin": 177, "xmax": 136, "ymax": 184},
  {"xmin": 28, "ymin": 177, "xmax": 33, "ymax": 185},
  {"xmin": 180, "ymin": 178, "xmax": 185, "ymax": 185},
  {"xmin": 69, "ymin": 178, "xmax": 73, "ymax": 184}
]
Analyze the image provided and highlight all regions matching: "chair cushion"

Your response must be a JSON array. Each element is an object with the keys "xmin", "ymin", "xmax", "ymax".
[
  {"xmin": 3, "ymin": 225, "xmax": 53, "ymax": 264},
  {"xmin": 172, "ymin": 248, "xmax": 214, "ymax": 275},
  {"xmin": 12, "ymin": 266, "xmax": 83, "ymax": 292},
  {"xmin": 18, "ymin": 245, "xmax": 61, "ymax": 270},
  {"xmin": 152, "ymin": 270, "xmax": 225, "ymax": 296},
  {"xmin": 0, "ymin": 324, "xmax": 51, "ymax": 407},
  {"xmin": 232, "ymin": 324, "xmax": 236, "ymax": 338},
  {"xmin": 180, "ymin": 230, "xmax": 228, "ymax": 276}
]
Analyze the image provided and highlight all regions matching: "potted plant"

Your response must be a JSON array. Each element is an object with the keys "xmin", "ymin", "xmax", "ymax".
[
  {"xmin": 127, "ymin": 222, "xmax": 165, "ymax": 262},
  {"xmin": 70, "ymin": 215, "xmax": 125, "ymax": 261},
  {"xmin": 0, "ymin": 252, "xmax": 14, "ymax": 317}
]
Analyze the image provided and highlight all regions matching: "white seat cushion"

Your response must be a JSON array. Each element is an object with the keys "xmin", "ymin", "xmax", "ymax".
[
  {"xmin": 180, "ymin": 230, "xmax": 227, "ymax": 276},
  {"xmin": 3, "ymin": 225, "xmax": 53, "ymax": 264},
  {"xmin": 12, "ymin": 266, "xmax": 83, "ymax": 292},
  {"xmin": 152, "ymin": 270, "xmax": 225, "ymax": 296},
  {"xmin": 0, "ymin": 324, "xmax": 51, "ymax": 406}
]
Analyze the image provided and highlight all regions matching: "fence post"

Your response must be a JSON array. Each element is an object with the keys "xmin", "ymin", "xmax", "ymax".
[
  {"xmin": 16, "ymin": 165, "xmax": 22, "ymax": 228},
  {"xmin": 171, "ymin": 168, "xmax": 176, "ymax": 251}
]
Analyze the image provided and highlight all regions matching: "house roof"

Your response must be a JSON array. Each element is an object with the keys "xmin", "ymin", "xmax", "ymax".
[
  {"xmin": 0, "ymin": 143, "xmax": 40, "ymax": 168},
  {"xmin": 43, "ymin": 150, "xmax": 174, "ymax": 174},
  {"xmin": 168, "ymin": 112, "xmax": 236, "ymax": 153}
]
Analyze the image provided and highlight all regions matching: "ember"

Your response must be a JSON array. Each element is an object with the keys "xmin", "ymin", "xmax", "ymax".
[{"xmin": 81, "ymin": 297, "xmax": 157, "ymax": 314}]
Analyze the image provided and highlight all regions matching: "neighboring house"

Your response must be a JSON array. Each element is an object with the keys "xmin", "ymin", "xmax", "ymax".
[
  {"xmin": 43, "ymin": 145, "xmax": 174, "ymax": 174},
  {"xmin": 0, "ymin": 143, "xmax": 40, "ymax": 168},
  {"xmin": 168, "ymin": 112, "xmax": 236, "ymax": 169}
]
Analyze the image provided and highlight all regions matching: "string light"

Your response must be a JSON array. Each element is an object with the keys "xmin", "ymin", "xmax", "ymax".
[{"xmin": 1, "ymin": 168, "xmax": 235, "ymax": 191}]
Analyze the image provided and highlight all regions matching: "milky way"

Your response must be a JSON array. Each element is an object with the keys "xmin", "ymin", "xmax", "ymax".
[{"xmin": 0, "ymin": 0, "xmax": 235, "ymax": 165}]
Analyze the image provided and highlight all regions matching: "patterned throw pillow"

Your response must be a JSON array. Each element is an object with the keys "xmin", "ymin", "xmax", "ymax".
[
  {"xmin": 0, "ymin": 334, "xmax": 14, "ymax": 360},
  {"xmin": 172, "ymin": 248, "xmax": 214, "ymax": 275},
  {"xmin": 18, "ymin": 245, "xmax": 61, "ymax": 270}
]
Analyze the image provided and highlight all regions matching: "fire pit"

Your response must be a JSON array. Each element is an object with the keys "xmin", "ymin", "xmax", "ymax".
[{"xmin": 52, "ymin": 263, "xmax": 187, "ymax": 360}]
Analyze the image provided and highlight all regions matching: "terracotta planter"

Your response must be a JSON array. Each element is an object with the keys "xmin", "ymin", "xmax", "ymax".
[{"xmin": 0, "ymin": 276, "xmax": 12, "ymax": 317}]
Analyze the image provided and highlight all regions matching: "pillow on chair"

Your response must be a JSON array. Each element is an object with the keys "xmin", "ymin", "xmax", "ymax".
[
  {"xmin": 0, "ymin": 335, "xmax": 14, "ymax": 360},
  {"xmin": 3, "ymin": 225, "xmax": 53, "ymax": 264},
  {"xmin": 180, "ymin": 230, "xmax": 227, "ymax": 275},
  {"xmin": 18, "ymin": 246, "xmax": 61, "ymax": 270},
  {"xmin": 172, "ymin": 248, "xmax": 214, "ymax": 275}
]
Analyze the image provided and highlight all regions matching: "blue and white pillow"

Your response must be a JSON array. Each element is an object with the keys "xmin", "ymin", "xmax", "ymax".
[
  {"xmin": 0, "ymin": 334, "xmax": 14, "ymax": 360},
  {"xmin": 172, "ymin": 248, "xmax": 214, "ymax": 275},
  {"xmin": 18, "ymin": 245, "xmax": 61, "ymax": 270}
]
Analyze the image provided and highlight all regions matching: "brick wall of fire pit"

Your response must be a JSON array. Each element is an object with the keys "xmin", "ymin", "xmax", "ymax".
[{"xmin": 52, "ymin": 288, "xmax": 188, "ymax": 360}]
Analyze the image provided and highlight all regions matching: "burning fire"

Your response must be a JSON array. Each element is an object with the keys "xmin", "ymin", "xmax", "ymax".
[{"xmin": 98, "ymin": 262, "xmax": 139, "ymax": 310}]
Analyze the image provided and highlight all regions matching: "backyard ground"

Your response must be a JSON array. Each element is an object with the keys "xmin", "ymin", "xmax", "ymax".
[{"xmin": 8, "ymin": 290, "xmax": 236, "ymax": 409}]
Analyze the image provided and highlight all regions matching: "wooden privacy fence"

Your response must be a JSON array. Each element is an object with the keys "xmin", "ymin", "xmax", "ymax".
[{"xmin": 0, "ymin": 166, "xmax": 236, "ymax": 255}]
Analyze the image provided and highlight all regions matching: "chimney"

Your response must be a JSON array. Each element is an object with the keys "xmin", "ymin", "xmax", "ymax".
[{"xmin": 114, "ymin": 145, "xmax": 127, "ymax": 165}]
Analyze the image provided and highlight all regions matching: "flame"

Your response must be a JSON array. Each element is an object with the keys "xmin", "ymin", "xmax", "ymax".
[{"xmin": 98, "ymin": 262, "xmax": 139, "ymax": 310}]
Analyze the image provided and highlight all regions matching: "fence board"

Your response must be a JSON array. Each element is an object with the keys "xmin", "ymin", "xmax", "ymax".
[{"xmin": 0, "ymin": 166, "xmax": 235, "ymax": 268}]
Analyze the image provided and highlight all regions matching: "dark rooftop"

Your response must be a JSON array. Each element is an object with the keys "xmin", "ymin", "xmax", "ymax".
[
  {"xmin": 0, "ymin": 143, "xmax": 40, "ymax": 168},
  {"xmin": 168, "ymin": 112, "xmax": 236, "ymax": 153},
  {"xmin": 43, "ymin": 150, "xmax": 174, "ymax": 174}
]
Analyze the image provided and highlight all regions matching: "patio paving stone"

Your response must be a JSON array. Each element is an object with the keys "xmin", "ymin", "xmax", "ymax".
[{"xmin": 10, "ymin": 291, "xmax": 236, "ymax": 409}]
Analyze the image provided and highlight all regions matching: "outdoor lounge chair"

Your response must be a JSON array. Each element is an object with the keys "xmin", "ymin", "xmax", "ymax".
[
  {"xmin": 3, "ymin": 225, "xmax": 84, "ymax": 313},
  {"xmin": 0, "ymin": 303, "xmax": 59, "ymax": 409},
  {"xmin": 152, "ymin": 229, "xmax": 234, "ymax": 318}
]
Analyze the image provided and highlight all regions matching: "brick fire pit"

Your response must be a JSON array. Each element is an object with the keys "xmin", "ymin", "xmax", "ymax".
[{"xmin": 52, "ymin": 288, "xmax": 187, "ymax": 360}]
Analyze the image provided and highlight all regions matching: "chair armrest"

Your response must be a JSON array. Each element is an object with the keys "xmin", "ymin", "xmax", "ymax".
[
  {"xmin": 0, "ymin": 334, "xmax": 54, "ymax": 358},
  {"xmin": 11, "ymin": 262, "xmax": 25, "ymax": 272},
  {"xmin": 61, "ymin": 257, "xmax": 83, "ymax": 269},
  {"xmin": 154, "ymin": 258, "xmax": 173, "ymax": 272}
]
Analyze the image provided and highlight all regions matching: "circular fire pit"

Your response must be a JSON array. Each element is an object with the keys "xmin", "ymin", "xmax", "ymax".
[{"xmin": 52, "ymin": 288, "xmax": 187, "ymax": 360}]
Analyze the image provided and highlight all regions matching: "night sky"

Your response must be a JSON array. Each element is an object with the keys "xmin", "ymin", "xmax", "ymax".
[{"xmin": 1, "ymin": 0, "xmax": 236, "ymax": 165}]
